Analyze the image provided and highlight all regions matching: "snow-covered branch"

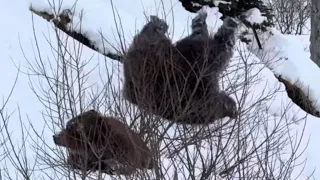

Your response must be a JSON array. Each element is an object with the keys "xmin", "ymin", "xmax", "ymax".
[
  {"xmin": 29, "ymin": 6, "xmax": 123, "ymax": 62},
  {"xmin": 241, "ymin": 10, "xmax": 320, "ymax": 117}
]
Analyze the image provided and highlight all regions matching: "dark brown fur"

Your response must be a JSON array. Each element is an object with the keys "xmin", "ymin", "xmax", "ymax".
[
  {"xmin": 122, "ymin": 14, "xmax": 238, "ymax": 125},
  {"xmin": 53, "ymin": 110, "xmax": 154, "ymax": 174},
  {"xmin": 66, "ymin": 151, "xmax": 116, "ymax": 175},
  {"xmin": 66, "ymin": 151, "xmax": 137, "ymax": 175}
]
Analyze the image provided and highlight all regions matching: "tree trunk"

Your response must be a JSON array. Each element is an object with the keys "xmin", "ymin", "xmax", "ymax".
[{"xmin": 310, "ymin": 0, "xmax": 320, "ymax": 67}]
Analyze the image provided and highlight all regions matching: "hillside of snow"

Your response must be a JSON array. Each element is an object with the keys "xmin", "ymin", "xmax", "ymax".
[{"xmin": 1, "ymin": 0, "xmax": 320, "ymax": 179}]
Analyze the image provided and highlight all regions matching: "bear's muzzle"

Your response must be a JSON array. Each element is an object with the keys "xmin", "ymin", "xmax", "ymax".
[{"xmin": 53, "ymin": 133, "xmax": 66, "ymax": 146}]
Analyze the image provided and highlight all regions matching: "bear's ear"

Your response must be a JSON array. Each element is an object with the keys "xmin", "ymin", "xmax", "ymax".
[
  {"xmin": 89, "ymin": 109, "xmax": 97, "ymax": 113},
  {"xmin": 66, "ymin": 119, "xmax": 76, "ymax": 129},
  {"xmin": 88, "ymin": 109, "xmax": 102, "ymax": 117}
]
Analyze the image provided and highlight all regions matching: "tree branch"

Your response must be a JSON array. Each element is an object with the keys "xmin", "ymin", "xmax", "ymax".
[{"xmin": 29, "ymin": 7, "xmax": 123, "ymax": 62}]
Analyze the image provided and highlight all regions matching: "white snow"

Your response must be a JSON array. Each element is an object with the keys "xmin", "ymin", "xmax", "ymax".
[
  {"xmin": 212, "ymin": 0, "xmax": 232, "ymax": 7},
  {"xmin": 1, "ymin": 0, "xmax": 320, "ymax": 179},
  {"xmin": 242, "ymin": 8, "xmax": 320, "ymax": 113},
  {"xmin": 199, "ymin": 6, "xmax": 223, "ymax": 34},
  {"xmin": 191, "ymin": 2, "xmax": 202, "ymax": 8},
  {"xmin": 244, "ymin": 7, "xmax": 267, "ymax": 24},
  {"xmin": 28, "ymin": 0, "xmax": 197, "ymax": 57}
]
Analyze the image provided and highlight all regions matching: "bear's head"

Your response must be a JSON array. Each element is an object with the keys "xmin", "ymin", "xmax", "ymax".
[
  {"xmin": 53, "ymin": 109, "xmax": 110, "ymax": 152},
  {"xmin": 53, "ymin": 110, "xmax": 155, "ymax": 171}
]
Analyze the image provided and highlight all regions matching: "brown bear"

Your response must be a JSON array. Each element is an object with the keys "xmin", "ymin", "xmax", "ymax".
[
  {"xmin": 122, "ymin": 14, "xmax": 238, "ymax": 125},
  {"xmin": 53, "ymin": 110, "xmax": 154, "ymax": 175}
]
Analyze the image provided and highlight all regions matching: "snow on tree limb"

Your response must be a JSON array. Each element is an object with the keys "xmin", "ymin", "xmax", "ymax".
[
  {"xmin": 232, "ymin": 7, "xmax": 320, "ymax": 117},
  {"xmin": 241, "ymin": 28, "xmax": 320, "ymax": 117},
  {"xmin": 29, "ymin": 6, "xmax": 123, "ymax": 62},
  {"xmin": 178, "ymin": 0, "xmax": 275, "ymax": 31}
]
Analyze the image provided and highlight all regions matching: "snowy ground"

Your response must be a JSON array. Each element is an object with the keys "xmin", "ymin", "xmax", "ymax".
[{"xmin": 1, "ymin": 0, "xmax": 320, "ymax": 179}]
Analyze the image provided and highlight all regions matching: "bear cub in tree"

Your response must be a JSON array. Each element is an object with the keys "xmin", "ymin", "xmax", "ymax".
[
  {"xmin": 53, "ymin": 110, "xmax": 154, "ymax": 175},
  {"xmin": 122, "ymin": 12, "xmax": 238, "ymax": 124}
]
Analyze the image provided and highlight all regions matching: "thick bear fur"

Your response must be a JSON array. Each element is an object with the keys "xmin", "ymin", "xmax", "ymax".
[
  {"xmin": 53, "ymin": 110, "xmax": 154, "ymax": 175},
  {"xmin": 122, "ymin": 13, "xmax": 238, "ymax": 125},
  {"xmin": 66, "ymin": 151, "xmax": 136, "ymax": 175},
  {"xmin": 66, "ymin": 151, "xmax": 116, "ymax": 175}
]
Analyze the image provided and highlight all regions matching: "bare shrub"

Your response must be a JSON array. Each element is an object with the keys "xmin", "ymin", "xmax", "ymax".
[{"xmin": 266, "ymin": 0, "xmax": 311, "ymax": 34}]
